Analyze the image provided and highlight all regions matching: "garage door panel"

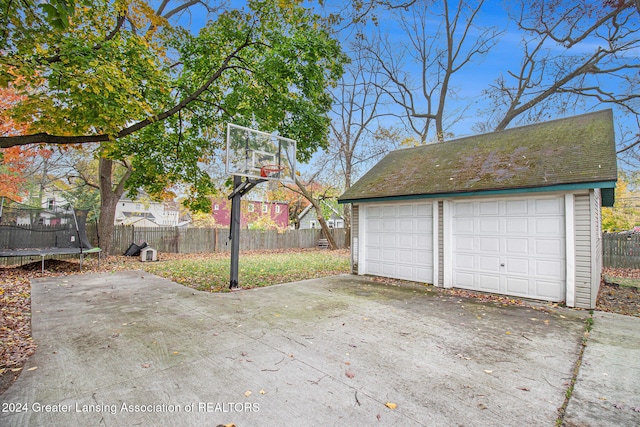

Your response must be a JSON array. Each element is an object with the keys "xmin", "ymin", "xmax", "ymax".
[
  {"xmin": 535, "ymin": 239, "xmax": 563, "ymax": 256},
  {"xmin": 479, "ymin": 256, "xmax": 500, "ymax": 272},
  {"xmin": 367, "ymin": 262, "xmax": 381, "ymax": 274},
  {"xmin": 367, "ymin": 219, "xmax": 382, "ymax": 231},
  {"xmin": 416, "ymin": 204, "xmax": 431, "ymax": 216},
  {"xmin": 415, "ymin": 268, "xmax": 432, "ymax": 282},
  {"xmin": 397, "ymin": 265, "xmax": 414, "ymax": 278},
  {"xmin": 535, "ymin": 198, "xmax": 563, "ymax": 214},
  {"xmin": 382, "ymin": 263, "xmax": 397, "ymax": 276},
  {"xmin": 416, "ymin": 238, "xmax": 432, "ymax": 250},
  {"xmin": 454, "ymin": 236, "xmax": 474, "ymax": 251},
  {"xmin": 454, "ymin": 218, "xmax": 474, "ymax": 233},
  {"xmin": 535, "ymin": 259, "xmax": 564, "ymax": 278},
  {"xmin": 506, "ymin": 238, "xmax": 528, "ymax": 254},
  {"xmin": 414, "ymin": 251, "xmax": 432, "ymax": 266},
  {"xmin": 398, "ymin": 219, "xmax": 414, "ymax": 232},
  {"xmin": 505, "ymin": 277, "xmax": 529, "ymax": 294},
  {"xmin": 479, "ymin": 274, "xmax": 500, "ymax": 290},
  {"xmin": 452, "ymin": 196, "xmax": 565, "ymax": 302},
  {"xmin": 383, "ymin": 219, "xmax": 397, "ymax": 232},
  {"xmin": 416, "ymin": 218, "xmax": 433, "ymax": 233},
  {"xmin": 454, "ymin": 254, "xmax": 475, "ymax": 269},
  {"xmin": 398, "ymin": 205, "xmax": 413, "ymax": 216},
  {"xmin": 368, "ymin": 206, "xmax": 382, "ymax": 217},
  {"xmin": 479, "ymin": 218, "xmax": 500, "ymax": 233},
  {"xmin": 382, "ymin": 248, "xmax": 397, "ymax": 262},
  {"xmin": 382, "ymin": 234, "xmax": 396, "ymax": 245},
  {"xmin": 398, "ymin": 234, "xmax": 413, "ymax": 247},
  {"xmin": 367, "ymin": 233, "xmax": 382, "ymax": 245},
  {"xmin": 454, "ymin": 202, "xmax": 474, "ymax": 216},
  {"xmin": 505, "ymin": 199, "xmax": 528, "ymax": 214},
  {"xmin": 397, "ymin": 248, "xmax": 414, "ymax": 260},
  {"xmin": 455, "ymin": 271, "xmax": 475, "ymax": 287},
  {"xmin": 480, "ymin": 237, "xmax": 500, "ymax": 253},
  {"xmin": 382, "ymin": 206, "xmax": 396, "ymax": 216},
  {"xmin": 535, "ymin": 280, "xmax": 563, "ymax": 299},
  {"xmin": 505, "ymin": 258, "xmax": 529, "ymax": 274},
  {"xmin": 366, "ymin": 246, "xmax": 381, "ymax": 260},
  {"xmin": 506, "ymin": 218, "xmax": 528, "ymax": 234},
  {"xmin": 479, "ymin": 201, "xmax": 500, "ymax": 215},
  {"xmin": 535, "ymin": 217, "xmax": 563, "ymax": 234}
]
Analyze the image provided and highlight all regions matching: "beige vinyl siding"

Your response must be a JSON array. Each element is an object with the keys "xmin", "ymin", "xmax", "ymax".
[
  {"xmin": 352, "ymin": 205, "xmax": 359, "ymax": 275},
  {"xmin": 438, "ymin": 201, "xmax": 444, "ymax": 287},
  {"xmin": 574, "ymin": 192, "xmax": 593, "ymax": 308},
  {"xmin": 591, "ymin": 189, "xmax": 603, "ymax": 308}
]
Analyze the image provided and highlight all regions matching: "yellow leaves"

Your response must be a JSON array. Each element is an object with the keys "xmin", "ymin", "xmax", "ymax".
[
  {"xmin": 400, "ymin": 136, "xmax": 420, "ymax": 147},
  {"xmin": 385, "ymin": 402, "xmax": 397, "ymax": 409},
  {"xmin": 244, "ymin": 390, "xmax": 252, "ymax": 397}
]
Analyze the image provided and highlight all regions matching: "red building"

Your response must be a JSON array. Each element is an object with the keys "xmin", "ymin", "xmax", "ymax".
[{"xmin": 211, "ymin": 199, "xmax": 289, "ymax": 229}]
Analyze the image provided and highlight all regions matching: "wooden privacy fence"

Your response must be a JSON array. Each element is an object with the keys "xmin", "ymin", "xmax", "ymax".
[
  {"xmin": 86, "ymin": 224, "xmax": 347, "ymax": 255},
  {"xmin": 602, "ymin": 232, "xmax": 640, "ymax": 269}
]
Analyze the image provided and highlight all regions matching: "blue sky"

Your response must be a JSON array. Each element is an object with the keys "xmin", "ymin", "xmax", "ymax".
[{"xmin": 170, "ymin": 1, "xmax": 638, "ymax": 174}]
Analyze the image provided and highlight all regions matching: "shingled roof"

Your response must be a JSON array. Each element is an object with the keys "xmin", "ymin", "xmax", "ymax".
[{"xmin": 338, "ymin": 110, "xmax": 617, "ymax": 204}]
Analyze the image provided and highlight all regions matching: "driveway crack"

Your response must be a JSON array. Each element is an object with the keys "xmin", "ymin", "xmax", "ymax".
[{"xmin": 556, "ymin": 311, "xmax": 594, "ymax": 425}]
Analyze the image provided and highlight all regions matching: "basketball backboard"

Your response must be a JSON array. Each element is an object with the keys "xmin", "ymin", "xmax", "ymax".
[{"xmin": 225, "ymin": 123, "xmax": 296, "ymax": 182}]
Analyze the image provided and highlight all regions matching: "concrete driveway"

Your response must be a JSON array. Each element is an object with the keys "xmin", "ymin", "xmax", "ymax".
[{"xmin": 1, "ymin": 272, "xmax": 638, "ymax": 426}]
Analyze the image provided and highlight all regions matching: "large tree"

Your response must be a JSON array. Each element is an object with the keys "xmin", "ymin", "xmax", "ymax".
[
  {"xmin": 480, "ymin": 0, "xmax": 640, "ymax": 134},
  {"xmin": 350, "ymin": 0, "xmax": 638, "ymax": 153},
  {"xmin": 361, "ymin": 0, "xmax": 501, "ymax": 143},
  {"xmin": 1, "ymin": 0, "xmax": 347, "ymax": 254}
]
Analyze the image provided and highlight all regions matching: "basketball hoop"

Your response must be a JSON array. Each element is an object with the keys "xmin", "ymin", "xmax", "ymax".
[{"xmin": 260, "ymin": 164, "xmax": 285, "ymax": 178}]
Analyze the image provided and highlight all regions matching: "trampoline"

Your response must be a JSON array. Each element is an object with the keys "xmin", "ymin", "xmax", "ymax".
[{"xmin": 0, "ymin": 198, "xmax": 101, "ymax": 273}]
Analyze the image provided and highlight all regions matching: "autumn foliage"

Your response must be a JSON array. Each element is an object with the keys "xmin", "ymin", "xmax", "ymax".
[{"xmin": 0, "ymin": 87, "xmax": 41, "ymax": 200}]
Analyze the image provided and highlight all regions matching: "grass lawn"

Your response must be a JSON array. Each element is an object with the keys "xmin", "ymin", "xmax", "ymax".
[
  {"xmin": 603, "ymin": 275, "xmax": 640, "ymax": 289},
  {"xmin": 141, "ymin": 249, "xmax": 351, "ymax": 292}
]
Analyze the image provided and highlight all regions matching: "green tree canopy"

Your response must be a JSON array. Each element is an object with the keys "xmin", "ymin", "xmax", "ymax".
[{"xmin": 1, "ymin": 0, "xmax": 347, "ymax": 207}]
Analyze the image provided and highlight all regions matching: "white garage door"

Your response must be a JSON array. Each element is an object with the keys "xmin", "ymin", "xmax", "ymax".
[
  {"xmin": 451, "ymin": 196, "xmax": 565, "ymax": 301},
  {"xmin": 363, "ymin": 202, "xmax": 433, "ymax": 283}
]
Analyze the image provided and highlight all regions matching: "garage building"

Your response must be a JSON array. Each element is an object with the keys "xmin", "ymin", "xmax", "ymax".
[{"xmin": 338, "ymin": 110, "xmax": 617, "ymax": 309}]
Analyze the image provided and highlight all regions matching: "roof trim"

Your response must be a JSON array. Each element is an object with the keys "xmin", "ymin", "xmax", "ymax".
[{"xmin": 338, "ymin": 180, "xmax": 616, "ymax": 204}]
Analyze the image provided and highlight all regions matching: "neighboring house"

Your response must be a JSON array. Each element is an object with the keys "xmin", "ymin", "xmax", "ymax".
[
  {"xmin": 115, "ymin": 197, "xmax": 187, "ymax": 227},
  {"xmin": 41, "ymin": 191, "xmax": 64, "ymax": 211},
  {"xmin": 298, "ymin": 202, "xmax": 345, "ymax": 229},
  {"xmin": 338, "ymin": 110, "xmax": 617, "ymax": 309},
  {"xmin": 211, "ymin": 198, "xmax": 289, "ymax": 229}
]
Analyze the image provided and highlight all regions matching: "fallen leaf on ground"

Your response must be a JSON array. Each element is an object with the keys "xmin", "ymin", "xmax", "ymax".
[
  {"xmin": 244, "ymin": 391, "xmax": 252, "ymax": 397},
  {"xmin": 345, "ymin": 369, "xmax": 355, "ymax": 378},
  {"xmin": 385, "ymin": 402, "xmax": 397, "ymax": 409}
]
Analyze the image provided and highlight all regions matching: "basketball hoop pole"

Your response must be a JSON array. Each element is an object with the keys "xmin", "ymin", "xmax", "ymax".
[
  {"xmin": 228, "ymin": 175, "xmax": 266, "ymax": 289},
  {"xmin": 229, "ymin": 175, "xmax": 242, "ymax": 289}
]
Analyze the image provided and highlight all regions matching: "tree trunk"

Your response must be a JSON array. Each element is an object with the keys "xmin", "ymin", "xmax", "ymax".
[
  {"xmin": 294, "ymin": 178, "xmax": 338, "ymax": 250},
  {"xmin": 98, "ymin": 157, "xmax": 130, "ymax": 256}
]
